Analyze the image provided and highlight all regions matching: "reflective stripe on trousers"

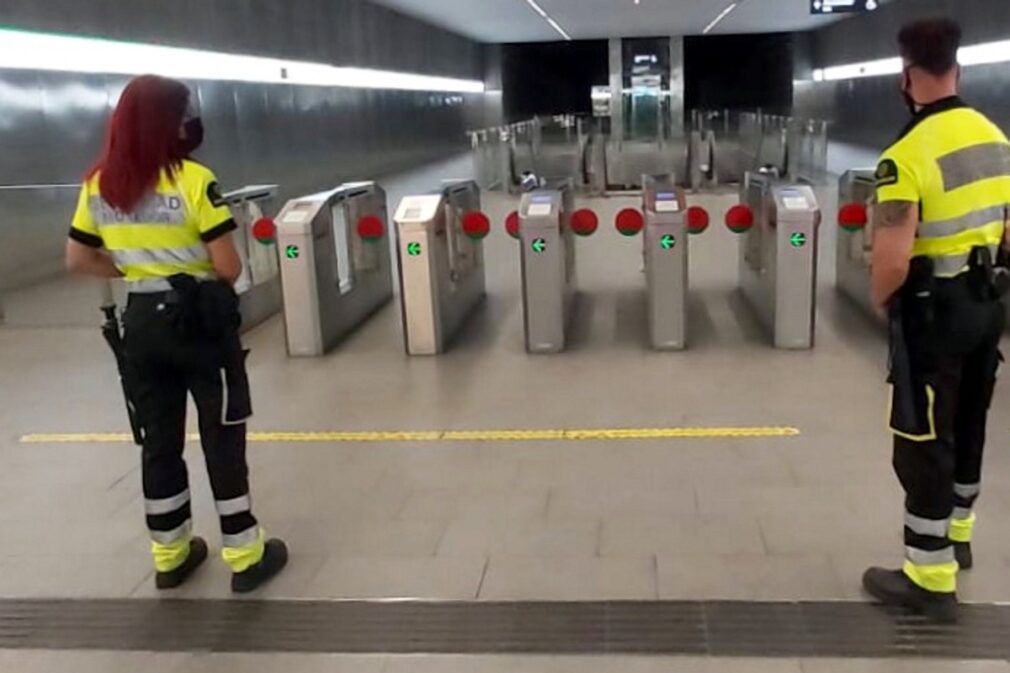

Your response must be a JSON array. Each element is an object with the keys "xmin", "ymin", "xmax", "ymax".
[
  {"xmin": 903, "ymin": 511, "xmax": 957, "ymax": 593},
  {"xmin": 150, "ymin": 520, "xmax": 193, "ymax": 573},
  {"xmin": 222, "ymin": 527, "xmax": 265, "ymax": 573},
  {"xmin": 951, "ymin": 481, "xmax": 981, "ymax": 543}
]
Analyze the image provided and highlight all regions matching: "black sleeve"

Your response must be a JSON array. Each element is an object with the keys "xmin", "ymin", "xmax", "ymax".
[
  {"xmin": 200, "ymin": 218, "xmax": 238, "ymax": 243},
  {"xmin": 68, "ymin": 227, "xmax": 103, "ymax": 248}
]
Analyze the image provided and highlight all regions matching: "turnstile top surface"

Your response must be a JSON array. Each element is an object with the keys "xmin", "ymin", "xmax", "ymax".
[{"xmin": 223, "ymin": 184, "xmax": 278, "ymax": 204}]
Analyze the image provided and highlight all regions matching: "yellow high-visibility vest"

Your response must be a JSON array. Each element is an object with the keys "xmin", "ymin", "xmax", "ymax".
[
  {"xmin": 69, "ymin": 160, "xmax": 235, "ymax": 292},
  {"xmin": 876, "ymin": 97, "xmax": 1010, "ymax": 277}
]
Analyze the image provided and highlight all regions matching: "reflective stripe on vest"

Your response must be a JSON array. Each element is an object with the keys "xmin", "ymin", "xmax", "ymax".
[{"xmin": 938, "ymin": 142, "xmax": 1010, "ymax": 191}]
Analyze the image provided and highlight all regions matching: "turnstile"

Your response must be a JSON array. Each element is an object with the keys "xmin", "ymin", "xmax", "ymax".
[
  {"xmin": 726, "ymin": 172, "xmax": 821, "ymax": 349},
  {"xmin": 836, "ymin": 168, "xmax": 877, "ymax": 319},
  {"xmin": 516, "ymin": 184, "xmax": 592, "ymax": 353},
  {"xmin": 274, "ymin": 182, "xmax": 392, "ymax": 357},
  {"xmin": 224, "ymin": 184, "xmax": 282, "ymax": 331},
  {"xmin": 394, "ymin": 180, "xmax": 489, "ymax": 355},
  {"xmin": 615, "ymin": 174, "xmax": 709, "ymax": 350}
]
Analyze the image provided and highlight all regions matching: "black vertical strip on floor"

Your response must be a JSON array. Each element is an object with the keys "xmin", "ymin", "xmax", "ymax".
[{"xmin": 0, "ymin": 599, "xmax": 1007, "ymax": 659}]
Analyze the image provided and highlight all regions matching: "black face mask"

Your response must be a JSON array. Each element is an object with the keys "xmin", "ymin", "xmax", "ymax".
[{"xmin": 180, "ymin": 117, "xmax": 204, "ymax": 155}]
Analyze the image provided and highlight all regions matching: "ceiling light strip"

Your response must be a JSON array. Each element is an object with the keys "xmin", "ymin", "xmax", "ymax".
[
  {"xmin": 0, "ymin": 27, "xmax": 485, "ymax": 93},
  {"xmin": 523, "ymin": 0, "xmax": 572, "ymax": 41},
  {"xmin": 813, "ymin": 39, "xmax": 1010, "ymax": 82},
  {"xmin": 703, "ymin": 2, "xmax": 739, "ymax": 35}
]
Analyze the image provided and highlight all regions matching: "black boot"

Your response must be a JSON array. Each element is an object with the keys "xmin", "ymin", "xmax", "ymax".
[
  {"xmin": 156, "ymin": 537, "xmax": 209, "ymax": 590},
  {"xmin": 862, "ymin": 567, "xmax": 958, "ymax": 624},
  {"xmin": 954, "ymin": 542, "xmax": 973, "ymax": 570},
  {"xmin": 231, "ymin": 538, "xmax": 288, "ymax": 594}
]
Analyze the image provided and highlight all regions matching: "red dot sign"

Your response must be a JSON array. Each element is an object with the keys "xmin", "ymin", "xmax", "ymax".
[
  {"xmin": 505, "ymin": 211, "xmax": 520, "ymax": 239},
  {"xmin": 570, "ymin": 208, "xmax": 598, "ymax": 237},
  {"xmin": 838, "ymin": 203, "xmax": 869, "ymax": 232},
  {"xmin": 687, "ymin": 206, "xmax": 710, "ymax": 235},
  {"xmin": 615, "ymin": 208, "xmax": 644, "ymax": 237},
  {"xmin": 461, "ymin": 211, "xmax": 491, "ymax": 240},
  {"xmin": 357, "ymin": 215, "xmax": 384, "ymax": 242},
  {"xmin": 725, "ymin": 204, "xmax": 755, "ymax": 233},
  {"xmin": 251, "ymin": 217, "xmax": 276, "ymax": 245}
]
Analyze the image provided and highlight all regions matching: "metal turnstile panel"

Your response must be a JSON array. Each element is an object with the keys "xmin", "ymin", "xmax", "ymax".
[
  {"xmin": 224, "ymin": 184, "xmax": 282, "ymax": 332},
  {"xmin": 275, "ymin": 182, "xmax": 392, "ymax": 357},
  {"xmin": 394, "ymin": 181, "xmax": 487, "ymax": 356},
  {"xmin": 520, "ymin": 187, "xmax": 575, "ymax": 353},
  {"xmin": 642, "ymin": 176, "xmax": 688, "ymax": 350},
  {"xmin": 836, "ymin": 169, "xmax": 877, "ymax": 319},
  {"xmin": 738, "ymin": 173, "xmax": 820, "ymax": 349},
  {"xmin": 773, "ymin": 185, "xmax": 820, "ymax": 349}
]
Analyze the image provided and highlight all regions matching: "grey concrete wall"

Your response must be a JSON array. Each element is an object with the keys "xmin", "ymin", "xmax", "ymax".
[
  {"xmin": 0, "ymin": 0, "xmax": 498, "ymax": 293},
  {"xmin": 795, "ymin": 0, "xmax": 1010, "ymax": 153}
]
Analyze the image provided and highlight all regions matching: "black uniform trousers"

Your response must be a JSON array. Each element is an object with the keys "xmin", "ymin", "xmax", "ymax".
[
  {"xmin": 892, "ymin": 277, "xmax": 1004, "ymax": 572},
  {"xmin": 123, "ymin": 292, "xmax": 258, "ymax": 561}
]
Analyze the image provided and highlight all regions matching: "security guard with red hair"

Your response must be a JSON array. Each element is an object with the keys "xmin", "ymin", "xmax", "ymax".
[
  {"xmin": 864, "ymin": 18, "xmax": 1010, "ymax": 622},
  {"xmin": 66, "ymin": 75, "xmax": 287, "ymax": 592}
]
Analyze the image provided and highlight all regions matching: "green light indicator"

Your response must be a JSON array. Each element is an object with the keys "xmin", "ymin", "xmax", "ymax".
[
  {"xmin": 406, "ymin": 241, "xmax": 423, "ymax": 257},
  {"xmin": 660, "ymin": 234, "xmax": 676, "ymax": 250},
  {"xmin": 285, "ymin": 244, "xmax": 300, "ymax": 260},
  {"xmin": 531, "ymin": 238, "xmax": 547, "ymax": 254},
  {"xmin": 790, "ymin": 232, "xmax": 807, "ymax": 248}
]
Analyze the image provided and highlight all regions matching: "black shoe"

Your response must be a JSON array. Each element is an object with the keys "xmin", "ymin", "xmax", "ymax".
[
  {"xmin": 155, "ymin": 537, "xmax": 209, "ymax": 590},
  {"xmin": 862, "ymin": 567, "xmax": 958, "ymax": 624},
  {"xmin": 231, "ymin": 538, "xmax": 288, "ymax": 594},
  {"xmin": 954, "ymin": 542, "xmax": 973, "ymax": 570}
]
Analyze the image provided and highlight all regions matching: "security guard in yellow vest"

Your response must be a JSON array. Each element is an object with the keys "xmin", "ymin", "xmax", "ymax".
[
  {"xmin": 864, "ymin": 19, "xmax": 1010, "ymax": 623},
  {"xmin": 66, "ymin": 75, "xmax": 287, "ymax": 592}
]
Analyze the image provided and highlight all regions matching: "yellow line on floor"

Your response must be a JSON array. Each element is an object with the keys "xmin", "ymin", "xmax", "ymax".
[{"xmin": 20, "ymin": 426, "xmax": 800, "ymax": 444}]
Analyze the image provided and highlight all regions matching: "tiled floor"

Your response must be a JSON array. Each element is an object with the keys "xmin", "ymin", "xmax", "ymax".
[{"xmin": 1, "ymin": 154, "xmax": 1010, "ymax": 665}]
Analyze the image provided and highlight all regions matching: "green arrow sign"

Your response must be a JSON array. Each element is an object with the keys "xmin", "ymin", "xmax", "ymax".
[
  {"xmin": 531, "ymin": 238, "xmax": 547, "ymax": 254},
  {"xmin": 285, "ymin": 244, "xmax": 300, "ymax": 260},
  {"xmin": 406, "ymin": 241, "xmax": 422, "ymax": 257},
  {"xmin": 790, "ymin": 232, "xmax": 808, "ymax": 248},
  {"xmin": 660, "ymin": 234, "xmax": 676, "ymax": 250}
]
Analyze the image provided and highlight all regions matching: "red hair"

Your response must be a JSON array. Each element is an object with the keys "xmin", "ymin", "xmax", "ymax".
[{"xmin": 87, "ymin": 75, "xmax": 190, "ymax": 213}]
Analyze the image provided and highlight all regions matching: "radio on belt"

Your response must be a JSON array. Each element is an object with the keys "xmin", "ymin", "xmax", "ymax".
[{"xmin": 726, "ymin": 173, "xmax": 821, "ymax": 349}]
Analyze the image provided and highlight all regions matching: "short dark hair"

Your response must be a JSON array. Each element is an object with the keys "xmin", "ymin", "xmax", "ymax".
[{"xmin": 898, "ymin": 18, "xmax": 962, "ymax": 76}]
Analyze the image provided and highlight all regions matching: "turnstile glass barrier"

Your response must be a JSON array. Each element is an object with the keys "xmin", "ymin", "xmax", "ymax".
[
  {"xmin": 272, "ymin": 182, "xmax": 392, "ymax": 357},
  {"xmin": 394, "ymin": 180, "xmax": 489, "ymax": 355},
  {"xmin": 725, "ymin": 172, "xmax": 821, "ymax": 349},
  {"xmin": 614, "ymin": 174, "xmax": 709, "ymax": 350},
  {"xmin": 835, "ymin": 169, "xmax": 877, "ymax": 320}
]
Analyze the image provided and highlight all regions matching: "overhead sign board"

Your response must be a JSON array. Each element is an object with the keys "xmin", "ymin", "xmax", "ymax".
[{"xmin": 810, "ymin": 0, "xmax": 879, "ymax": 14}]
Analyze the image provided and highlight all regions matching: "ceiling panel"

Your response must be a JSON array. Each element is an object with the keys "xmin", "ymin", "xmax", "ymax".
[{"xmin": 369, "ymin": 0, "xmax": 890, "ymax": 43}]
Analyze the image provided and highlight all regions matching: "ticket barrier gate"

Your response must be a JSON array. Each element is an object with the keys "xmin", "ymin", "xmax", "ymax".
[
  {"xmin": 835, "ymin": 169, "xmax": 877, "ymax": 320},
  {"xmin": 507, "ymin": 183, "xmax": 598, "ymax": 353},
  {"xmin": 725, "ymin": 173, "xmax": 821, "ymax": 349},
  {"xmin": 394, "ymin": 180, "xmax": 490, "ymax": 355},
  {"xmin": 613, "ymin": 174, "xmax": 710, "ymax": 350},
  {"xmin": 224, "ymin": 184, "xmax": 282, "ymax": 331},
  {"xmin": 272, "ymin": 182, "xmax": 392, "ymax": 357}
]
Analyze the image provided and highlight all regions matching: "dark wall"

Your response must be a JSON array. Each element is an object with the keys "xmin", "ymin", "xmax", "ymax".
[
  {"xmin": 502, "ymin": 40, "xmax": 609, "ymax": 122},
  {"xmin": 684, "ymin": 33, "xmax": 794, "ymax": 114},
  {"xmin": 795, "ymin": 0, "xmax": 1010, "ymax": 149}
]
